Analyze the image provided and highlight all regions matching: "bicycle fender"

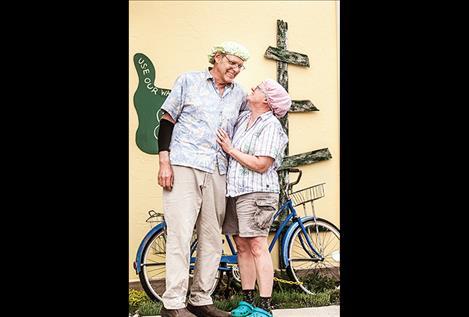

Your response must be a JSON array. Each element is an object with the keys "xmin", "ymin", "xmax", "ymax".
[
  {"xmin": 280, "ymin": 216, "xmax": 323, "ymax": 268},
  {"xmin": 134, "ymin": 223, "xmax": 166, "ymax": 273}
]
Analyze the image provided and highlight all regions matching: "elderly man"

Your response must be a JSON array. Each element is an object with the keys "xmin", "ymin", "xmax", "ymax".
[{"xmin": 157, "ymin": 41, "xmax": 250, "ymax": 317}]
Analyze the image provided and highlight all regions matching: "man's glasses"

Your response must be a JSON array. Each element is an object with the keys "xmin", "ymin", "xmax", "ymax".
[{"xmin": 223, "ymin": 55, "xmax": 245, "ymax": 71}]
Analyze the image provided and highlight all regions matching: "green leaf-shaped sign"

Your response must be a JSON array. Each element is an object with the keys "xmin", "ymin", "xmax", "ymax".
[{"xmin": 133, "ymin": 53, "xmax": 171, "ymax": 154}]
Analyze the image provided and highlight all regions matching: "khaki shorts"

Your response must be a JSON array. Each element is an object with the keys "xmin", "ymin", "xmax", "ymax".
[{"xmin": 222, "ymin": 192, "xmax": 279, "ymax": 237}]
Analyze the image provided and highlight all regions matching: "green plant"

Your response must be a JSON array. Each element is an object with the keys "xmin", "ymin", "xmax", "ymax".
[
  {"xmin": 272, "ymin": 269, "xmax": 338, "ymax": 294},
  {"xmin": 129, "ymin": 283, "xmax": 340, "ymax": 315},
  {"xmin": 138, "ymin": 300, "xmax": 162, "ymax": 316},
  {"xmin": 302, "ymin": 273, "xmax": 338, "ymax": 293},
  {"xmin": 129, "ymin": 288, "xmax": 151, "ymax": 314},
  {"xmin": 329, "ymin": 288, "xmax": 340, "ymax": 304},
  {"xmin": 213, "ymin": 294, "xmax": 243, "ymax": 312},
  {"xmin": 271, "ymin": 289, "xmax": 335, "ymax": 309}
]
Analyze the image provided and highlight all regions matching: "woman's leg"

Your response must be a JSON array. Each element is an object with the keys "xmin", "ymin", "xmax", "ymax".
[
  {"xmin": 248, "ymin": 236, "xmax": 273, "ymax": 297},
  {"xmin": 234, "ymin": 235, "xmax": 257, "ymax": 290}
]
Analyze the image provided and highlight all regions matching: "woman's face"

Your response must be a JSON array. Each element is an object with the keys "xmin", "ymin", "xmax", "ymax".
[{"xmin": 247, "ymin": 84, "xmax": 268, "ymax": 106}]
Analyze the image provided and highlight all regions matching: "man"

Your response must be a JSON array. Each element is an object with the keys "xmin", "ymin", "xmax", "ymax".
[{"xmin": 157, "ymin": 41, "xmax": 250, "ymax": 317}]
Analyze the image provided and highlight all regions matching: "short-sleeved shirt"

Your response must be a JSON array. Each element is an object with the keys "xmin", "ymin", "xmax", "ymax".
[
  {"xmin": 226, "ymin": 111, "xmax": 288, "ymax": 197},
  {"xmin": 161, "ymin": 69, "xmax": 247, "ymax": 175}
]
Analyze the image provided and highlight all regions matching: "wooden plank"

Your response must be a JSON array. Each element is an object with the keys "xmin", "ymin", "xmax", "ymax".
[
  {"xmin": 264, "ymin": 46, "xmax": 310, "ymax": 67},
  {"xmin": 279, "ymin": 148, "xmax": 332, "ymax": 170},
  {"xmin": 290, "ymin": 100, "xmax": 319, "ymax": 112}
]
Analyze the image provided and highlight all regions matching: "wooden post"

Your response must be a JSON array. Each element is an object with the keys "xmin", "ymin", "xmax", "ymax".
[
  {"xmin": 264, "ymin": 20, "xmax": 333, "ymax": 268},
  {"xmin": 276, "ymin": 20, "xmax": 290, "ymax": 206},
  {"xmin": 264, "ymin": 19, "xmax": 332, "ymax": 206}
]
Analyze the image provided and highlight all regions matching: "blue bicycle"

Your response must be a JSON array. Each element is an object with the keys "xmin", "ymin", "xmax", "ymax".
[{"xmin": 134, "ymin": 168, "xmax": 340, "ymax": 301}]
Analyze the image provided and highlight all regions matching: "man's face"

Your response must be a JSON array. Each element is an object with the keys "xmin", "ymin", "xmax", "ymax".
[{"xmin": 214, "ymin": 53, "xmax": 245, "ymax": 84}]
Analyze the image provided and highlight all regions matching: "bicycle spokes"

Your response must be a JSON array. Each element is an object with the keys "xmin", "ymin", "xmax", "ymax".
[
  {"xmin": 297, "ymin": 229, "xmax": 323, "ymax": 260},
  {"xmin": 287, "ymin": 219, "xmax": 340, "ymax": 294}
]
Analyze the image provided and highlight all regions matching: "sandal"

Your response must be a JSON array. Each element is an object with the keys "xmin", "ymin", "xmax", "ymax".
[
  {"xmin": 248, "ymin": 307, "xmax": 272, "ymax": 317},
  {"xmin": 231, "ymin": 301, "xmax": 254, "ymax": 317}
]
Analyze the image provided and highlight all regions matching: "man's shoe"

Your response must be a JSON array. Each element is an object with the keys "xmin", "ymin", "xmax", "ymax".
[
  {"xmin": 186, "ymin": 303, "xmax": 231, "ymax": 317},
  {"xmin": 160, "ymin": 306, "xmax": 197, "ymax": 317}
]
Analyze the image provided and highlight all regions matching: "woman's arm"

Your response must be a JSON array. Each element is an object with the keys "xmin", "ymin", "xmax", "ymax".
[{"xmin": 216, "ymin": 128, "xmax": 274, "ymax": 173}]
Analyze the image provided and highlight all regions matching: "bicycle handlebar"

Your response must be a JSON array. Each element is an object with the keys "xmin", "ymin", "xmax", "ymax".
[
  {"xmin": 146, "ymin": 209, "xmax": 164, "ymax": 223},
  {"xmin": 286, "ymin": 168, "xmax": 302, "ymax": 193}
]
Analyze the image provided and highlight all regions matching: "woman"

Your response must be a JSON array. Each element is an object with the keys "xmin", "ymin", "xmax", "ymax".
[{"xmin": 216, "ymin": 79, "xmax": 291, "ymax": 317}]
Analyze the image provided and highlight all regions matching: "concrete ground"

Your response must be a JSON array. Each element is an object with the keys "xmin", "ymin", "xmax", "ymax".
[
  {"xmin": 273, "ymin": 305, "xmax": 340, "ymax": 316},
  {"xmin": 140, "ymin": 305, "xmax": 340, "ymax": 317}
]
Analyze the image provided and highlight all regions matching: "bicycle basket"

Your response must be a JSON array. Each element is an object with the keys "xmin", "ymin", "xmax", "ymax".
[{"xmin": 290, "ymin": 183, "xmax": 325, "ymax": 207}]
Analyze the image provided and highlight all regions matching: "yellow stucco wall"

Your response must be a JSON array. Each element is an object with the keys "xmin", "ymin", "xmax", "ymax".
[{"xmin": 129, "ymin": 0, "xmax": 339, "ymax": 281}]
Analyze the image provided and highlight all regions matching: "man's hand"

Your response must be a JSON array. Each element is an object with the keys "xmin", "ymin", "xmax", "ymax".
[{"xmin": 158, "ymin": 151, "xmax": 174, "ymax": 191}]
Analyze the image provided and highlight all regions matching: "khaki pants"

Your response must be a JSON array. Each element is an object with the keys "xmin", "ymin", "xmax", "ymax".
[{"xmin": 162, "ymin": 165, "xmax": 226, "ymax": 309}]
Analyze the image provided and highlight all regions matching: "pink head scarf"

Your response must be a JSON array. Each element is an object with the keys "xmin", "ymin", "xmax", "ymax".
[{"xmin": 259, "ymin": 79, "xmax": 292, "ymax": 118}]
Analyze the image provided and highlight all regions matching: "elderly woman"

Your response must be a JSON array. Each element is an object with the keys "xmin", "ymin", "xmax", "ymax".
[{"xmin": 216, "ymin": 79, "xmax": 291, "ymax": 317}]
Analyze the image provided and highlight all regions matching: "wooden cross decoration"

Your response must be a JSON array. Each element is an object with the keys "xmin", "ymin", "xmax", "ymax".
[{"xmin": 265, "ymin": 20, "xmax": 332, "ymax": 206}]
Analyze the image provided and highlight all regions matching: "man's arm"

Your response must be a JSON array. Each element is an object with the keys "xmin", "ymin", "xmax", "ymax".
[{"xmin": 158, "ymin": 113, "xmax": 176, "ymax": 190}]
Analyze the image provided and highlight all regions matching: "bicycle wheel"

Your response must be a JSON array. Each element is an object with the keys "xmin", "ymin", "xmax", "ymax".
[
  {"xmin": 286, "ymin": 218, "xmax": 340, "ymax": 294},
  {"xmin": 138, "ymin": 229, "xmax": 220, "ymax": 302},
  {"xmin": 138, "ymin": 228, "xmax": 168, "ymax": 301}
]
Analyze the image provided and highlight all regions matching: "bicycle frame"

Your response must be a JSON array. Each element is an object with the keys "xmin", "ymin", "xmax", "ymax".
[
  {"xmin": 217, "ymin": 198, "xmax": 324, "ymax": 270},
  {"xmin": 135, "ymin": 198, "xmax": 324, "ymax": 275}
]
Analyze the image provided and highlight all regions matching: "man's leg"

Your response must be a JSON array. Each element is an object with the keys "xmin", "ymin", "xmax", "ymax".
[
  {"xmin": 162, "ymin": 166, "xmax": 202, "ymax": 309},
  {"xmin": 188, "ymin": 170, "xmax": 226, "ymax": 305}
]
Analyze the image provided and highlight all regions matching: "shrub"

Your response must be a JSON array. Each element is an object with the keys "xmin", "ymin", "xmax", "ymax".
[
  {"xmin": 129, "ymin": 289, "xmax": 151, "ymax": 315},
  {"xmin": 214, "ymin": 294, "xmax": 243, "ymax": 312},
  {"xmin": 130, "ymin": 277, "xmax": 340, "ymax": 315},
  {"xmin": 138, "ymin": 301, "xmax": 162, "ymax": 316},
  {"xmin": 301, "ymin": 273, "xmax": 338, "ymax": 293},
  {"xmin": 271, "ymin": 290, "xmax": 332, "ymax": 309}
]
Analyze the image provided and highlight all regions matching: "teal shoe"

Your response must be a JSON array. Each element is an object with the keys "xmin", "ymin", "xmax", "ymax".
[
  {"xmin": 231, "ymin": 301, "xmax": 254, "ymax": 317},
  {"xmin": 248, "ymin": 307, "xmax": 272, "ymax": 317}
]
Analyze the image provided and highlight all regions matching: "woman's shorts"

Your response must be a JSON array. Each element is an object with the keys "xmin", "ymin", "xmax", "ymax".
[{"xmin": 222, "ymin": 192, "xmax": 279, "ymax": 237}]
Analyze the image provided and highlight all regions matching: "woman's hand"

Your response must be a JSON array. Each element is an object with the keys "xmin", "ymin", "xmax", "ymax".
[
  {"xmin": 217, "ymin": 127, "xmax": 273, "ymax": 173},
  {"xmin": 216, "ymin": 128, "xmax": 234, "ymax": 155}
]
